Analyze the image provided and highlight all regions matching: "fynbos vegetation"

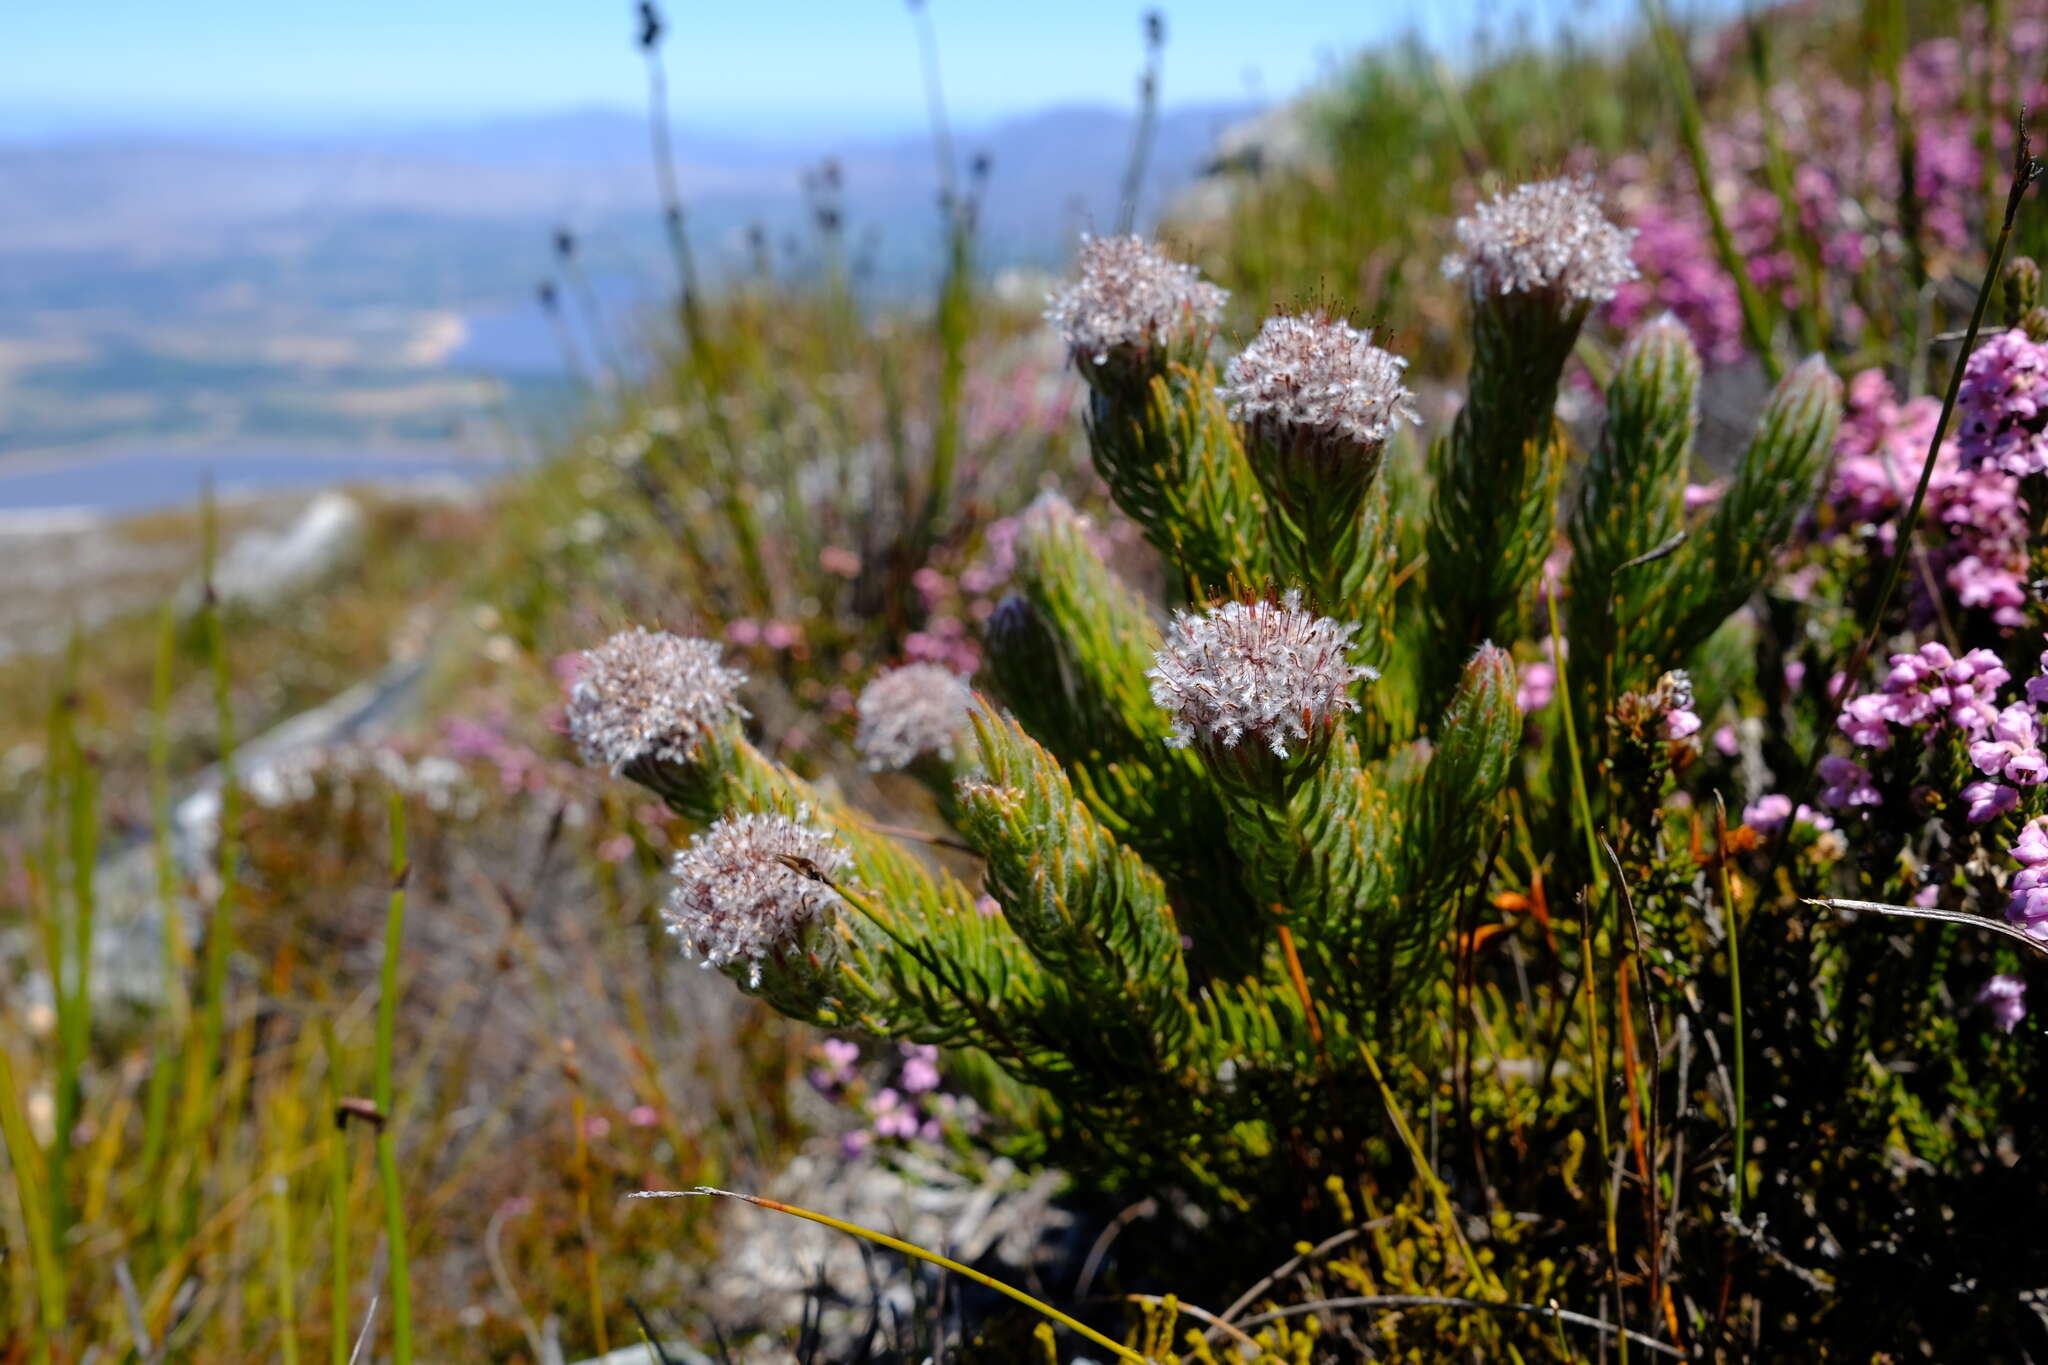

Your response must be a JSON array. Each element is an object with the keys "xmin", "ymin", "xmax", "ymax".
[{"xmin": 8, "ymin": 2, "xmax": 2048, "ymax": 1361}]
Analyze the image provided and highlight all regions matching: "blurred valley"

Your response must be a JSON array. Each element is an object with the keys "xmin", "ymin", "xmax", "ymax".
[{"xmin": 0, "ymin": 102, "xmax": 1250, "ymax": 507}]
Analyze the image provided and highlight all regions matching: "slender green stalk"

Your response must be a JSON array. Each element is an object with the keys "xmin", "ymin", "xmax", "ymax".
[
  {"xmin": 1745, "ymin": 19, "xmax": 1825, "ymax": 352},
  {"xmin": 1712, "ymin": 796, "xmax": 1748, "ymax": 1219},
  {"xmin": 1546, "ymin": 594, "xmax": 1626, "ymax": 1360},
  {"xmin": 319, "ymin": 1021, "xmax": 354, "ymax": 1365},
  {"xmin": 1116, "ymin": 12, "xmax": 1165, "ymax": 234},
  {"xmin": 1352, "ymin": 1037, "xmax": 1492, "ymax": 1291},
  {"xmin": 569, "ymin": 1089, "xmax": 609, "ymax": 1355},
  {"xmin": 191, "ymin": 489, "xmax": 241, "ymax": 1230},
  {"xmin": 906, "ymin": 0, "xmax": 972, "ymax": 576},
  {"xmin": 138, "ymin": 603, "xmax": 183, "ymax": 1242},
  {"xmin": 271, "ymin": 1162, "xmax": 302, "ymax": 1365},
  {"xmin": 374, "ymin": 791, "xmax": 413, "ymax": 1365},
  {"xmin": 0, "ymin": 1038, "xmax": 62, "ymax": 1357},
  {"xmin": 1429, "ymin": 51, "xmax": 1487, "ymax": 175},
  {"xmin": 1646, "ymin": 0, "xmax": 1781, "ymax": 379},
  {"xmin": 1876, "ymin": 0, "xmax": 1925, "ymax": 290},
  {"xmin": 40, "ymin": 641, "xmax": 79, "ymax": 1257},
  {"xmin": 55, "ymin": 744, "xmax": 98, "ymax": 1257},
  {"xmin": 907, "ymin": 0, "xmax": 958, "ymax": 207},
  {"xmin": 638, "ymin": 6, "xmax": 703, "ymax": 343},
  {"xmin": 1979, "ymin": 0, "xmax": 2008, "ymax": 240},
  {"xmin": 632, "ymin": 1187, "xmax": 1154, "ymax": 1363}
]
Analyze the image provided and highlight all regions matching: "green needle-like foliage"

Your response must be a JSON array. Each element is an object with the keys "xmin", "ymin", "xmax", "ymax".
[
  {"xmin": 1644, "ymin": 353, "xmax": 1844, "ymax": 662},
  {"xmin": 983, "ymin": 494, "xmax": 1251, "ymax": 969},
  {"xmin": 1083, "ymin": 362, "xmax": 1270, "ymax": 593},
  {"xmin": 578, "ymin": 198, "xmax": 1844, "ymax": 1217},
  {"xmin": 629, "ymin": 716, "xmax": 1048, "ymax": 1044},
  {"xmin": 1567, "ymin": 312, "xmax": 1701, "ymax": 710},
  {"xmin": 955, "ymin": 699, "xmax": 1192, "ymax": 1084},
  {"xmin": 1422, "ymin": 305, "xmax": 1577, "ymax": 710}
]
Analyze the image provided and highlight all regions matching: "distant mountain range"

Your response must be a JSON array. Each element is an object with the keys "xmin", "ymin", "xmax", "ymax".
[
  {"xmin": 0, "ymin": 101, "xmax": 1258, "ymax": 465},
  {"xmin": 0, "ymin": 101, "xmax": 1255, "ymax": 271}
]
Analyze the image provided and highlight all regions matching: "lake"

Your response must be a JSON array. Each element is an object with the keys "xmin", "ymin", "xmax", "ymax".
[{"xmin": 0, "ymin": 446, "xmax": 513, "ymax": 517}]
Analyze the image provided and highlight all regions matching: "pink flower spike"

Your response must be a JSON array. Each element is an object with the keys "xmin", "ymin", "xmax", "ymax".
[
  {"xmin": 1517, "ymin": 659, "xmax": 1558, "ymax": 715},
  {"xmin": 900, "ymin": 1054, "xmax": 941, "ymax": 1095},
  {"xmin": 1743, "ymin": 794, "xmax": 1793, "ymax": 833},
  {"xmin": 1838, "ymin": 694, "xmax": 1892, "ymax": 748},
  {"xmin": 2013, "ymin": 818, "xmax": 2048, "ymax": 868},
  {"xmin": 1963, "ymin": 780, "xmax": 2019, "ymax": 823},
  {"xmin": 1975, "ymin": 974, "xmax": 2028, "ymax": 1033},
  {"xmin": 1818, "ymin": 755, "xmax": 1881, "ymax": 809}
]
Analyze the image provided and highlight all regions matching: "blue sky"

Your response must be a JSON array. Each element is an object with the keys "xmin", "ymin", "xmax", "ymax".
[{"xmin": 5, "ymin": 0, "xmax": 1667, "ymax": 137}]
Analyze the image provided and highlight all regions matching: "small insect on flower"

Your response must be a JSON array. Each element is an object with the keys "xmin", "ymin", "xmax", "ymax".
[
  {"xmin": 565, "ymin": 627, "xmax": 748, "ymax": 773},
  {"xmin": 666, "ymin": 810, "xmax": 850, "ymax": 986},
  {"xmin": 1045, "ymin": 234, "xmax": 1227, "ymax": 367},
  {"xmin": 855, "ymin": 663, "xmax": 973, "ymax": 771},
  {"xmin": 1442, "ymin": 175, "xmax": 1638, "ymax": 306}
]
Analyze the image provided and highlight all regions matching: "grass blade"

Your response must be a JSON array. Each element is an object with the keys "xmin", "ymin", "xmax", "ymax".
[
  {"xmin": 374, "ymin": 791, "xmax": 414, "ymax": 1364},
  {"xmin": 631, "ymin": 1186, "xmax": 1155, "ymax": 1363}
]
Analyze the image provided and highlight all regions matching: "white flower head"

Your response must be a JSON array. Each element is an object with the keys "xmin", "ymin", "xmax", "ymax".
[
  {"xmin": 856, "ymin": 664, "xmax": 973, "ymax": 771},
  {"xmin": 1147, "ymin": 590, "xmax": 1374, "ymax": 758},
  {"xmin": 665, "ymin": 809, "xmax": 848, "ymax": 985},
  {"xmin": 1442, "ymin": 176, "xmax": 1637, "ymax": 305},
  {"xmin": 1045, "ymin": 234, "xmax": 1228, "ymax": 364},
  {"xmin": 566, "ymin": 627, "xmax": 748, "ymax": 773},
  {"xmin": 1219, "ymin": 313, "xmax": 1420, "ymax": 453}
]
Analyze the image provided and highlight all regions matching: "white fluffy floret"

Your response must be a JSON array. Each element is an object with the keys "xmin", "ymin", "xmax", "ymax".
[
  {"xmin": 1442, "ymin": 176, "xmax": 1638, "ymax": 304},
  {"xmin": 1045, "ymin": 234, "xmax": 1228, "ymax": 363},
  {"xmin": 1147, "ymin": 591, "xmax": 1375, "ymax": 757},
  {"xmin": 665, "ymin": 809, "xmax": 848, "ymax": 984},
  {"xmin": 566, "ymin": 627, "xmax": 748, "ymax": 772},
  {"xmin": 1219, "ymin": 314, "xmax": 1419, "ymax": 450},
  {"xmin": 855, "ymin": 664, "xmax": 973, "ymax": 771}
]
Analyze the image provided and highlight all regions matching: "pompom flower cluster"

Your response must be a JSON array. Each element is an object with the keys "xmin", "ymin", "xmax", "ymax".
[
  {"xmin": 1044, "ymin": 234, "xmax": 1227, "ymax": 365},
  {"xmin": 854, "ymin": 663, "xmax": 973, "ymax": 771},
  {"xmin": 565, "ymin": 627, "xmax": 748, "ymax": 772},
  {"xmin": 665, "ymin": 809, "xmax": 848, "ymax": 984},
  {"xmin": 1217, "ymin": 313, "xmax": 1419, "ymax": 454},
  {"xmin": 1147, "ymin": 590, "xmax": 1374, "ymax": 758},
  {"xmin": 1442, "ymin": 176, "xmax": 1638, "ymax": 305}
]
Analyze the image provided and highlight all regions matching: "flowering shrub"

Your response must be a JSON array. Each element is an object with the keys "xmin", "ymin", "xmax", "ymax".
[{"xmin": 551, "ymin": 156, "xmax": 2048, "ymax": 1353}]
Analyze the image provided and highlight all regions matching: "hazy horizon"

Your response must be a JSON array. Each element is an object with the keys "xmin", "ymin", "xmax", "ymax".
[{"xmin": 3, "ymin": 0, "xmax": 1673, "ymax": 138}]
